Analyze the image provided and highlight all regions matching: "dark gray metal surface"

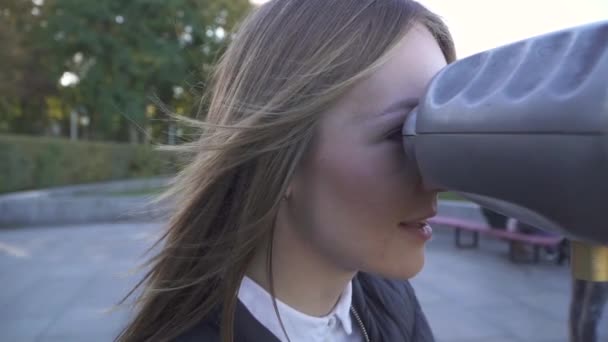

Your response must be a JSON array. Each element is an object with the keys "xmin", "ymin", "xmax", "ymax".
[{"xmin": 403, "ymin": 20, "xmax": 608, "ymax": 243}]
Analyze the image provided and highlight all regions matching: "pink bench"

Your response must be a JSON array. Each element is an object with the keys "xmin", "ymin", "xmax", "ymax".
[{"xmin": 428, "ymin": 216, "xmax": 566, "ymax": 264}]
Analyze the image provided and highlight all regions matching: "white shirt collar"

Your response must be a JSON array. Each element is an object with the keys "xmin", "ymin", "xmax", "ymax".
[{"xmin": 238, "ymin": 276, "xmax": 355, "ymax": 341}]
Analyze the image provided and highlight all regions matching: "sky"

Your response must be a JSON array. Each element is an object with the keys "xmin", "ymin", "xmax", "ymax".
[{"xmin": 249, "ymin": 0, "xmax": 607, "ymax": 57}]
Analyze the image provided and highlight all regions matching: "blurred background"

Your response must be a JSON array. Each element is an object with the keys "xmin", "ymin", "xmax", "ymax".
[
  {"xmin": 1, "ymin": 0, "xmax": 606, "ymax": 193},
  {"xmin": 1, "ymin": 0, "xmax": 253, "ymax": 194},
  {"xmin": 0, "ymin": 0, "xmax": 607, "ymax": 341}
]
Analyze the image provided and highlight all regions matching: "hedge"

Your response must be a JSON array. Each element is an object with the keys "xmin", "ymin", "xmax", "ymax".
[{"xmin": 0, "ymin": 134, "xmax": 179, "ymax": 193}]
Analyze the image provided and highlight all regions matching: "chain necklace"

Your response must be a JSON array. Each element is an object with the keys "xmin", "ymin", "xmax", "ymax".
[{"xmin": 350, "ymin": 306, "xmax": 370, "ymax": 342}]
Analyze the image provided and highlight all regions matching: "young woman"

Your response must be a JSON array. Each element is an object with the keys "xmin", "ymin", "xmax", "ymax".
[{"xmin": 117, "ymin": 0, "xmax": 456, "ymax": 341}]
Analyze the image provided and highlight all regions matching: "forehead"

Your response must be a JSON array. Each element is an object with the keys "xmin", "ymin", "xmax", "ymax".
[{"xmin": 331, "ymin": 24, "xmax": 447, "ymax": 121}]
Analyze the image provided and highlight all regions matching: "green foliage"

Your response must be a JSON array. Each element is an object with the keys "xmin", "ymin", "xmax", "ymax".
[
  {"xmin": 439, "ymin": 192, "xmax": 466, "ymax": 201},
  {"xmin": 0, "ymin": 0, "xmax": 251, "ymax": 142},
  {"xmin": 0, "ymin": 1, "xmax": 58, "ymax": 135},
  {"xmin": 0, "ymin": 134, "xmax": 178, "ymax": 193}
]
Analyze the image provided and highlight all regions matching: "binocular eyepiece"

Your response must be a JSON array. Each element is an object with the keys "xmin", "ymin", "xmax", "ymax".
[{"xmin": 401, "ymin": 20, "xmax": 608, "ymax": 244}]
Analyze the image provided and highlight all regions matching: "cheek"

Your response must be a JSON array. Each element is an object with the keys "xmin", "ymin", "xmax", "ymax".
[
  {"xmin": 290, "ymin": 133, "xmax": 428, "ymax": 277},
  {"xmin": 306, "ymin": 147, "xmax": 424, "ymax": 273},
  {"xmin": 316, "ymin": 144, "xmax": 413, "ymax": 224},
  {"xmin": 328, "ymin": 155, "xmax": 379, "ymax": 204}
]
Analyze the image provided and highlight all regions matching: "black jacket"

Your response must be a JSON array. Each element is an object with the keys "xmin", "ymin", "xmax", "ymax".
[{"xmin": 176, "ymin": 272, "xmax": 435, "ymax": 342}]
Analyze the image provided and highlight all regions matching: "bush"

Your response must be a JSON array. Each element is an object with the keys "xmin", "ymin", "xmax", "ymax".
[{"xmin": 0, "ymin": 134, "xmax": 179, "ymax": 193}]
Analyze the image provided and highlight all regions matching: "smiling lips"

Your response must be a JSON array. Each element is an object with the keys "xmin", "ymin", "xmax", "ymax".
[{"xmin": 398, "ymin": 221, "xmax": 433, "ymax": 241}]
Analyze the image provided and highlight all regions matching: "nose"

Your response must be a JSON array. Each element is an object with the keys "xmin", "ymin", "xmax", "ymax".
[
  {"xmin": 419, "ymin": 186, "xmax": 440, "ymax": 211},
  {"xmin": 427, "ymin": 184, "xmax": 447, "ymax": 193},
  {"xmin": 421, "ymin": 177, "xmax": 446, "ymax": 193}
]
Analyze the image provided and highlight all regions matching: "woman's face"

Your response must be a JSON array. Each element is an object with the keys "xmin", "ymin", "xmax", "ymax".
[{"xmin": 288, "ymin": 24, "xmax": 448, "ymax": 279}]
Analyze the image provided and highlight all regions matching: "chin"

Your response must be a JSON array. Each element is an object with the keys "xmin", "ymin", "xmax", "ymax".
[
  {"xmin": 398, "ymin": 255, "xmax": 425, "ymax": 279},
  {"xmin": 372, "ymin": 249, "xmax": 426, "ymax": 280}
]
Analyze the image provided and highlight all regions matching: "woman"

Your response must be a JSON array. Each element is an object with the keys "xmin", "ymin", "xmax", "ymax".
[{"xmin": 117, "ymin": 0, "xmax": 456, "ymax": 341}]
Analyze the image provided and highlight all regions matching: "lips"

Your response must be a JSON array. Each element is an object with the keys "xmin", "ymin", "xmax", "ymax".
[
  {"xmin": 399, "ymin": 221, "xmax": 434, "ymax": 241},
  {"xmin": 400, "ymin": 211, "xmax": 436, "ymax": 227},
  {"xmin": 398, "ymin": 221, "xmax": 428, "ymax": 229}
]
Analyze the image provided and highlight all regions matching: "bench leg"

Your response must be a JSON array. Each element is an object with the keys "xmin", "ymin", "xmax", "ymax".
[
  {"xmin": 557, "ymin": 239, "xmax": 569, "ymax": 266},
  {"xmin": 455, "ymin": 229, "xmax": 479, "ymax": 249},
  {"xmin": 509, "ymin": 242, "xmax": 542, "ymax": 264},
  {"xmin": 533, "ymin": 245, "xmax": 541, "ymax": 263}
]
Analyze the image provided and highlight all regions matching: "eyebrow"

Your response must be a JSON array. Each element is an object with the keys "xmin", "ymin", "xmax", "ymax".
[{"xmin": 378, "ymin": 97, "xmax": 420, "ymax": 117}]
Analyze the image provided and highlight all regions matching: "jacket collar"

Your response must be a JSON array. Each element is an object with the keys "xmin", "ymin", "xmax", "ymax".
[{"xmin": 237, "ymin": 276, "xmax": 355, "ymax": 340}]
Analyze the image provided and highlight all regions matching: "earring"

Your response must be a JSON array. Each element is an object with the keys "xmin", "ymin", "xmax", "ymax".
[{"xmin": 283, "ymin": 185, "xmax": 293, "ymax": 201}]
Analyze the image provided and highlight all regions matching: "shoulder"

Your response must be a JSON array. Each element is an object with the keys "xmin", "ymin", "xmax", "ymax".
[
  {"xmin": 172, "ymin": 300, "xmax": 279, "ymax": 342},
  {"xmin": 354, "ymin": 272, "xmax": 434, "ymax": 342},
  {"xmin": 355, "ymin": 272, "xmax": 419, "ymax": 306}
]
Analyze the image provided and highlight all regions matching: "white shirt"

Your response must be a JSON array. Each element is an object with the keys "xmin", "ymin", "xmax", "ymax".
[{"xmin": 238, "ymin": 276, "xmax": 364, "ymax": 342}]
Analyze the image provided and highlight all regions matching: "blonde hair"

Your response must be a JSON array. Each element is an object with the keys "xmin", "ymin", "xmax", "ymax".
[{"xmin": 117, "ymin": 1, "xmax": 455, "ymax": 341}]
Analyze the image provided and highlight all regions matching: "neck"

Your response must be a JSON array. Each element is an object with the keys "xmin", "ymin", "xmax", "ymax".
[{"xmin": 246, "ymin": 212, "xmax": 356, "ymax": 317}]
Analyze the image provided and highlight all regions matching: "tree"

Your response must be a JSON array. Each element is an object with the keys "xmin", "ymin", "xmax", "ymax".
[
  {"xmin": 0, "ymin": 0, "xmax": 57, "ymax": 134},
  {"xmin": 1, "ymin": 0, "xmax": 252, "ymax": 143}
]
